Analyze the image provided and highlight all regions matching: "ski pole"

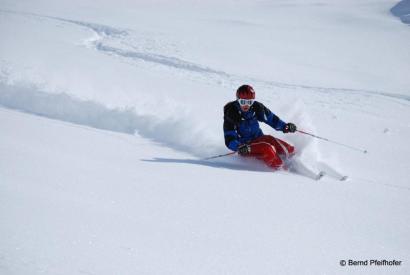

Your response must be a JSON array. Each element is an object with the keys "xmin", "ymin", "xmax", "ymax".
[
  {"xmin": 203, "ymin": 151, "xmax": 236, "ymax": 160},
  {"xmin": 297, "ymin": 130, "xmax": 368, "ymax": 154}
]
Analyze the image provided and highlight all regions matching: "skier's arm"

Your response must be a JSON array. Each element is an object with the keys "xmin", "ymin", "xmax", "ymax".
[
  {"xmin": 267, "ymin": 112, "xmax": 286, "ymax": 131},
  {"xmin": 257, "ymin": 103, "xmax": 286, "ymax": 131},
  {"xmin": 223, "ymin": 102, "xmax": 242, "ymax": 151},
  {"xmin": 223, "ymin": 119, "xmax": 241, "ymax": 151},
  {"xmin": 223, "ymin": 102, "xmax": 241, "ymax": 152}
]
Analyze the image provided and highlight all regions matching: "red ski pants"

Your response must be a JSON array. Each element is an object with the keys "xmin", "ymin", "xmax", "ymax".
[{"xmin": 246, "ymin": 135, "xmax": 295, "ymax": 169}]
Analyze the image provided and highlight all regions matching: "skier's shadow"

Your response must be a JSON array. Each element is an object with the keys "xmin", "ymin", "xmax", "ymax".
[{"xmin": 141, "ymin": 157, "xmax": 271, "ymax": 172}]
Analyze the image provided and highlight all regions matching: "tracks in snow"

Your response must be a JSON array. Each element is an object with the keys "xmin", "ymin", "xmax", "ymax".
[{"xmin": 1, "ymin": 9, "xmax": 409, "ymax": 106}]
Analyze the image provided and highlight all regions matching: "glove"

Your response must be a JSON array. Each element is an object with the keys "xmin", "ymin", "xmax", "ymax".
[
  {"xmin": 283, "ymin": 123, "xmax": 297, "ymax": 133},
  {"xmin": 237, "ymin": 144, "xmax": 251, "ymax": 155}
]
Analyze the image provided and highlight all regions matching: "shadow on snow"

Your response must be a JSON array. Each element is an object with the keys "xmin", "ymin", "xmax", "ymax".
[{"xmin": 141, "ymin": 157, "xmax": 273, "ymax": 173}]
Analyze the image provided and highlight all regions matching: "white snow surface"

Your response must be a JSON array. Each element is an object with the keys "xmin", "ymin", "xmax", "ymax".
[{"xmin": 1, "ymin": 0, "xmax": 410, "ymax": 274}]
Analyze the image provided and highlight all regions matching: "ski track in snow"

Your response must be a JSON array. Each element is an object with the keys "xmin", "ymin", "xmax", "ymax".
[
  {"xmin": 94, "ymin": 43, "xmax": 228, "ymax": 75},
  {"xmin": 55, "ymin": 12, "xmax": 410, "ymax": 104},
  {"xmin": 1, "ymin": 9, "xmax": 409, "ymax": 106}
]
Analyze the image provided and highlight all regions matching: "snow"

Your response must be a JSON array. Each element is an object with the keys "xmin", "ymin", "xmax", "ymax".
[{"xmin": 1, "ymin": 0, "xmax": 410, "ymax": 274}]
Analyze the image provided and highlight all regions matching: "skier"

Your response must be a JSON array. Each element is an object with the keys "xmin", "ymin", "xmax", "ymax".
[{"xmin": 223, "ymin": 84, "xmax": 297, "ymax": 169}]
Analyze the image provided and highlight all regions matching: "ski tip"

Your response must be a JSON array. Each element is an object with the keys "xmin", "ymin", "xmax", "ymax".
[{"xmin": 315, "ymin": 171, "xmax": 326, "ymax": 181}]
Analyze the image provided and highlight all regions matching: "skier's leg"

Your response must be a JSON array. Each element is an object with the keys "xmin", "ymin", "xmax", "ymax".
[
  {"xmin": 249, "ymin": 141, "xmax": 283, "ymax": 169},
  {"xmin": 276, "ymin": 138, "xmax": 296, "ymax": 156},
  {"xmin": 257, "ymin": 135, "xmax": 295, "ymax": 157}
]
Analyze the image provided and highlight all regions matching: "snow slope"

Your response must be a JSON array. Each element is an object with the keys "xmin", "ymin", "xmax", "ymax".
[
  {"xmin": 1, "ymin": 107, "xmax": 409, "ymax": 275},
  {"xmin": 1, "ymin": 0, "xmax": 410, "ymax": 274}
]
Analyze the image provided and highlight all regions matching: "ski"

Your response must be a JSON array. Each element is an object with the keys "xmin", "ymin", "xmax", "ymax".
[
  {"xmin": 315, "ymin": 161, "xmax": 348, "ymax": 181},
  {"xmin": 338, "ymin": 175, "xmax": 348, "ymax": 181},
  {"xmin": 315, "ymin": 171, "xmax": 326, "ymax": 181},
  {"xmin": 284, "ymin": 158, "xmax": 326, "ymax": 181},
  {"xmin": 285, "ymin": 158, "xmax": 348, "ymax": 181},
  {"xmin": 320, "ymin": 173, "xmax": 348, "ymax": 181},
  {"xmin": 311, "ymin": 171, "xmax": 348, "ymax": 181}
]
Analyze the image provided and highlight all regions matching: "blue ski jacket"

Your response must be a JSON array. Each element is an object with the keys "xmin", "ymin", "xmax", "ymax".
[{"xmin": 223, "ymin": 101, "xmax": 286, "ymax": 151}]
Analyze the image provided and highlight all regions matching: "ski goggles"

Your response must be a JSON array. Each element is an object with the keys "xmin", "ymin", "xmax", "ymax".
[{"xmin": 238, "ymin": 98, "xmax": 254, "ymax": 106}]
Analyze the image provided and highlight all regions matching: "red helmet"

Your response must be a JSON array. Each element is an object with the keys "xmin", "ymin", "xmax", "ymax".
[{"xmin": 236, "ymin": 84, "xmax": 255, "ymax": 99}]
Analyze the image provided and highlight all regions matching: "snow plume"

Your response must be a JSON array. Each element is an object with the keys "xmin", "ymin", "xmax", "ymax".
[
  {"xmin": 269, "ymin": 98, "xmax": 324, "ymax": 173},
  {"xmin": 0, "ymin": 82, "xmax": 224, "ymax": 157},
  {"xmin": 277, "ymin": 99, "xmax": 320, "ymax": 159}
]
